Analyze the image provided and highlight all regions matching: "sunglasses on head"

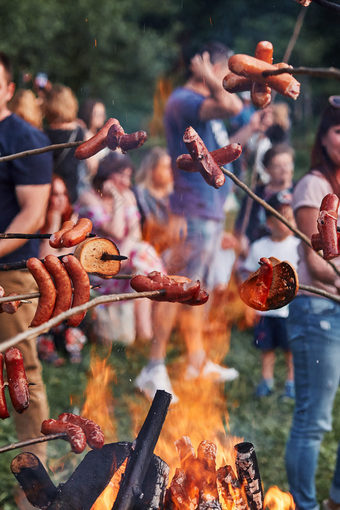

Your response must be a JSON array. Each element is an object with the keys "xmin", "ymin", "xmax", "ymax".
[{"xmin": 329, "ymin": 96, "xmax": 340, "ymax": 108}]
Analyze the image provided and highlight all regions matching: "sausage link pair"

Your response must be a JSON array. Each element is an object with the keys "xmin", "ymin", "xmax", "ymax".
[
  {"xmin": 41, "ymin": 419, "xmax": 87, "ymax": 453},
  {"xmin": 58, "ymin": 413, "xmax": 104, "ymax": 449},
  {"xmin": 130, "ymin": 272, "xmax": 207, "ymax": 304},
  {"xmin": 4, "ymin": 347, "xmax": 29, "ymax": 414},
  {"xmin": 44, "ymin": 255, "xmax": 73, "ymax": 320},
  {"xmin": 26, "ymin": 258, "xmax": 57, "ymax": 327},
  {"xmin": 106, "ymin": 124, "xmax": 148, "ymax": 152},
  {"xmin": 62, "ymin": 255, "xmax": 90, "ymax": 327},
  {"xmin": 183, "ymin": 126, "xmax": 225, "ymax": 188},
  {"xmin": 228, "ymin": 54, "xmax": 300, "ymax": 99},
  {"xmin": 49, "ymin": 218, "xmax": 93, "ymax": 249},
  {"xmin": 176, "ymin": 143, "xmax": 242, "ymax": 173},
  {"xmin": 75, "ymin": 118, "xmax": 120, "ymax": 160}
]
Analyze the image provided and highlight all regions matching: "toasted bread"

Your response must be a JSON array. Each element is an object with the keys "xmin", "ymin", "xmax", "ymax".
[{"xmin": 74, "ymin": 238, "xmax": 121, "ymax": 278}]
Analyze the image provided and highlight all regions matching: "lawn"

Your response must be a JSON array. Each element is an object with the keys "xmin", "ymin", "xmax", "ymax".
[{"xmin": 0, "ymin": 316, "xmax": 339, "ymax": 509}]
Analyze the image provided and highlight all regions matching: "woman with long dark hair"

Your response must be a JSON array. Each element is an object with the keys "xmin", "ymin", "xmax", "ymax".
[{"xmin": 285, "ymin": 98, "xmax": 340, "ymax": 510}]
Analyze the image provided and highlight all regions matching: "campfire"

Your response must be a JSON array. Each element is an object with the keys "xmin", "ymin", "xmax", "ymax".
[{"xmin": 11, "ymin": 389, "xmax": 295, "ymax": 510}]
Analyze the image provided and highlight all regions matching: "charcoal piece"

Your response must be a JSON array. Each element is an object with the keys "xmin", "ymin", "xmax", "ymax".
[
  {"xmin": 198, "ymin": 501, "xmax": 222, "ymax": 509},
  {"xmin": 235, "ymin": 442, "xmax": 264, "ymax": 510},
  {"xmin": 11, "ymin": 452, "xmax": 57, "ymax": 509},
  {"xmin": 48, "ymin": 442, "xmax": 131, "ymax": 509},
  {"xmin": 133, "ymin": 455, "xmax": 169, "ymax": 510}
]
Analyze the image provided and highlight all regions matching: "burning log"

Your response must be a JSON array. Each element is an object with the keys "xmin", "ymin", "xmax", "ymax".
[
  {"xmin": 164, "ymin": 468, "xmax": 199, "ymax": 510},
  {"xmin": 234, "ymin": 442, "xmax": 264, "ymax": 510},
  {"xmin": 11, "ymin": 452, "xmax": 57, "ymax": 509},
  {"xmin": 113, "ymin": 389, "xmax": 172, "ymax": 510},
  {"xmin": 216, "ymin": 465, "xmax": 248, "ymax": 510},
  {"xmin": 197, "ymin": 441, "xmax": 221, "ymax": 509}
]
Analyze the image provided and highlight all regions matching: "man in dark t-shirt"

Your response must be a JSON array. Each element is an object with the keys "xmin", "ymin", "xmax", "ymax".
[
  {"xmin": 135, "ymin": 42, "xmax": 242, "ymax": 402},
  {"xmin": 0, "ymin": 53, "xmax": 52, "ymax": 493}
]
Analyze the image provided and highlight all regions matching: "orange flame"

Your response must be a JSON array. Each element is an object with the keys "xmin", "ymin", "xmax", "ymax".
[
  {"xmin": 264, "ymin": 486, "xmax": 295, "ymax": 510},
  {"xmin": 81, "ymin": 348, "xmax": 116, "ymax": 441},
  {"xmin": 149, "ymin": 76, "xmax": 173, "ymax": 137},
  {"xmin": 90, "ymin": 458, "xmax": 127, "ymax": 510}
]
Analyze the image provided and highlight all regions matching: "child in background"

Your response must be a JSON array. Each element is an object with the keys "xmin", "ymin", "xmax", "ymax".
[{"xmin": 240, "ymin": 190, "xmax": 299, "ymax": 398}]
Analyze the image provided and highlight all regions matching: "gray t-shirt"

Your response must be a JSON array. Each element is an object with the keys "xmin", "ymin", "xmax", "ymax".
[{"xmin": 293, "ymin": 171, "xmax": 340, "ymax": 294}]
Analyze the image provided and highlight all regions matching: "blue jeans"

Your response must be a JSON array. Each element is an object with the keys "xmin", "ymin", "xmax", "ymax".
[{"xmin": 286, "ymin": 296, "xmax": 340, "ymax": 510}]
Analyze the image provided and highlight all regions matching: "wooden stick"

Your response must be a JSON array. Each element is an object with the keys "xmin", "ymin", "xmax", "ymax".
[
  {"xmin": 0, "ymin": 232, "xmax": 96, "ymax": 240},
  {"xmin": 221, "ymin": 166, "xmax": 340, "ymax": 277},
  {"xmin": 0, "ymin": 252, "xmax": 127, "ymax": 271},
  {"xmin": 0, "ymin": 284, "xmax": 101, "ymax": 305},
  {"xmin": 262, "ymin": 66, "xmax": 340, "ymax": 80},
  {"xmin": 0, "ymin": 433, "xmax": 66, "ymax": 454},
  {"xmin": 299, "ymin": 283, "xmax": 340, "ymax": 303},
  {"xmin": 0, "ymin": 140, "xmax": 83, "ymax": 163},
  {"xmin": 282, "ymin": 7, "xmax": 307, "ymax": 64},
  {"xmin": 0, "ymin": 289, "xmax": 165, "ymax": 352},
  {"xmin": 312, "ymin": 0, "xmax": 340, "ymax": 14}
]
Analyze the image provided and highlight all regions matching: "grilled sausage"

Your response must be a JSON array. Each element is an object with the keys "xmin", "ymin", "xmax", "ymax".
[
  {"xmin": 0, "ymin": 353, "xmax": 9, "ymax": 419},
  {"xmin": 58, "ymin": 413, "xmax": 104, "ymax": 449},
  {"xmin": 49, "ymin": 220, "xmax": 75, "ymax": 249},
  {"xmin": 26, "ymin": 258, "xmax": 57, "ymax": 327},
  {"xmin": 41, "ymin": 419, "xmax": 87, "ymax": 453},
  {"xmin": 75, "ymin": 118, "xmax": 120, "ymax": 160},
  {"xmin": 44, "ymin": 255, "xmax": 73, "ymax": 319},
  {"xmin": 61, "ymin": 218, "xmax": 93, "ymax": 248},
  {"xmin": 62, "ymin": 255, "xmax": 90, "ymax": 327},
  {"xmin": 4, "ymin": 348, "xmax": 29, "ymax": 414}
]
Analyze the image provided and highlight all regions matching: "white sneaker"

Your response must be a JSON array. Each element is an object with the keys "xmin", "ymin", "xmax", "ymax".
[
  {"xmin": 186, "ymin": 359, "xmax": 239, "ymax": 383},
  {"xmin": 135, "ymin": 363, "xmax": 178, "ymax": 403}
]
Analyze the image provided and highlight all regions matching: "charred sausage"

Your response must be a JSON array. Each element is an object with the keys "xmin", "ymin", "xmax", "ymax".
[{"xmin": 4, "ymin": 347, "xmax": 29, "ymax": 414}]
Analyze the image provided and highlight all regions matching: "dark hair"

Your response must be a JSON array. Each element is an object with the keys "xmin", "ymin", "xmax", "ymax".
[
  {"xmin": 198, "ymin": 41, "xmax": 233, "ymax": 64},
  {"xmin": 78, "ymin": 98, "xmax": 104, "ymax": 129},
  {"xmin": 262, "ymin": 143, "xmax": 295, "ymax": 169},
  {"xmin": 93, "ymin": 152, "xmax": 134, "ymax": 192},
  {"xmin": 0, "ymin": 52, "xmax": 13, "ymax": 82},
  {"xmin": 310, "ymin": 103, "xmax": 340, "ymax": 196}
]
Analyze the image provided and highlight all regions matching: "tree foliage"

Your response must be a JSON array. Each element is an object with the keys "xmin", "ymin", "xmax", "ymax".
[{"xmin": 0, "ymin": 0, "xmax": 338, "ymax": 129}]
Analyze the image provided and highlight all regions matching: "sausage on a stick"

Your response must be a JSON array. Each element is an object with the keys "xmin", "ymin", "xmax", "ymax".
[
  {"xmin": 26, "ymin": 258, "xmax": 57, "ymax": 327},
  {"xmin": 0, "ymin": 353, "xmax": 9, "ymax": 419},
  {"xmin": 62, "ymin": 255, "xmax": 90, "ymax": 327},
  {"xmin": 4, "ymin": 347, "xmax": 29, "ymax": 414},
  {"xmin": 44, "ymin": 255, "xmax": 73, "ymax": 319},
  {"xmin": 58, "ymin": 413, "xmax": 104, "ymax": 449},
  {"xmin": 61, "ymin": 218, "xmax": 93, "ymax": 248},
  {"xmin": 75, "ymin": 118, "xmax": 120, "ymax": 160},
  {"xmin": 251, "ymin": 41, "xmax": 273, "ymax": 109},
  {"xmin": 41, "ymin": 419, "xmax": 87, "ymax": 454},
  {"xmin": 49, "ymin": 220, "xmax": 75, "ymax": 249}
]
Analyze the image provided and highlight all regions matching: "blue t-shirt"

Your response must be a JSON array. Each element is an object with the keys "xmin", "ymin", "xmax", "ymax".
[
  {"xmin": 164, "ymin": 87, "xmax": 232, "ymax": 221},
  {"xmin": 0, "ymin": 114, "xmax": 53, "ymax": 263}
]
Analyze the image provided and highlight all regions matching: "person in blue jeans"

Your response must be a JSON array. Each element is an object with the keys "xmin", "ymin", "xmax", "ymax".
[{"xmin": 285, "ymin": 98, "xmax": 340, "ymax": 510}]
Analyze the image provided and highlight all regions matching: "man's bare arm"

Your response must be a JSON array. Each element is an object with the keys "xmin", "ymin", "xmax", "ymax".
[
  {"xmin": 0, "ymin": 184, "xmax": 51, "ymax": 258},
  {"xmin": 191, "ymin": 52, "xmax": 242, "ymax": 121}
]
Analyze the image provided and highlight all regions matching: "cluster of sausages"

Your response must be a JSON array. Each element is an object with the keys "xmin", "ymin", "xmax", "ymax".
[
  {"xmin": 176, "ymin": 126, "xmax": 242, "ymax": 189},
  {"xmin": 26, "ymin": 255, "xmax": 90, "ymax": 328},
  {"xmin": 223, "ymin": 41, "xmax": 300, "ymax": 107},
  {"xmin": 130, "ymin": 272, "xmax": 209, "ymax": 305},
  {"xmin": 75, "ymin": 118, "xmax": 147, "ymax": 160},
  {"xmin": 49, "ymin": 218, "xmax": 93, "ymax": 249},
  {"xmin": 41, "ymin": 413, "xmax": 104, "ymax": 453},
  {"xmin": 0, "ymin": 348, "xmax": 29, "ymax": 419},
  {"xmin": 311, "ymin": 193, "xmax": 340, "ymax": 260}
]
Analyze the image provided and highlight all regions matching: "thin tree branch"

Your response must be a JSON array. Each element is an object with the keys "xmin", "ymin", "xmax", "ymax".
[
  {"xmin": 262, "ymin": 66, "xmax": 340, "ymax": 80},
  {"xmin": 299, "ymin": 284, "xmax": 340, "ymax": 303},
  {"xmin": 0, "ymin": 141, "xmax": 83, "ymax": 163},
  {"xmin": 0, "ymin": 433, "xmax": 67, "ymax": 454},
  {"xmin": 312, "ymin": 0, "xmax": 340, "ymax": 14},
  {"xmin": 221, "ymin": 167, "xmax": 340, "ymax": 277},
  {"xmin": 283, "ymin": 8, "xmax": 307, "ymax": 64},
  {"xmin": 0, "ymin": 290, "xmax": 165, "ymax": 352}
]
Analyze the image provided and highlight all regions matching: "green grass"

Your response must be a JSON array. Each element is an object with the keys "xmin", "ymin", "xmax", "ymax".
[{"xmin": 0, "ymin": 327, "xmax": 339, "ymax": 509}]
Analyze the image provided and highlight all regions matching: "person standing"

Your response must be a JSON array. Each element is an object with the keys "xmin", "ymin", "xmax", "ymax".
[
  {"xmin": 285, "ymin": 98, "xmax": 340, "ymax": 510},
  {"xmin": 0, "ymin": 52, "xmax": 52, "ymax": 500},
  {"xmin": 135, "ymin": 42, "xmax": 243, "ymax": 400}
]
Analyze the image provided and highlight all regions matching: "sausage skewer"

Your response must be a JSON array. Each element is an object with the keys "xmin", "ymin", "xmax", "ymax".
[
  {"xmin": 0, "ymin": 433, "xmax": 67, "ymax": 454},
  {"xmin": 0, "ymin": 233, "xmax": 96, "ymax": 239},
  {"xmin": 0, "ymin": 251, "xmax": 127, "ymax": 271}
]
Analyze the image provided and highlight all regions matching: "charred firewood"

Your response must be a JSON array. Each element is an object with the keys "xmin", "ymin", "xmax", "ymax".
[
  {"xmin": 164, "ymin": 468, "xmax": 199, "ymax": 510},
  {"xmin": 47, "ymin": 442, "xmax": 131, "ymax": 509},
  {"xmin": 197, "ymin": 441, "xmax": 221, "ymax": 510},
  {"xmin": 134, "ymin": 455, "xmax": 169, "ymax": 510},
  {"xmin": 175, "ymin": 436, "xmax": 196, "ymax": 470},
  {"xmin": 113, "ymin": 390, "xmax": 172, "ymax": 510},
  {"xmin": 235, "ymin": 442, "xmax": 264, "ymax": 510},
  {"xmin": 11, "ymin": 452, "xmax": 57, "ymax": 509},
  {"xmin": 217, "ymin": 465, "xmax": 248, "ymax": 510}
]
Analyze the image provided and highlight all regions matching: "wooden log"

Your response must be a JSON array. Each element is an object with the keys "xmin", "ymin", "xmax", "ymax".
[
  {"xmin": 216, "ymin": 465, "xmax": 248, "ymax": 510},
  {"xmin": 113, "ymin": 389, "xmax": 172, "ymax": 510},
  {"xmin": 11, "ymin": 452, "xmax": 57, "ymax": 509},
  {"xmin": 235, "ymin": 442, "xmax": 264, "ymax": 510}
]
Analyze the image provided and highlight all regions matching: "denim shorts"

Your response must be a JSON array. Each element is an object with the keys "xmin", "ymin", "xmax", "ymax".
[{"xmin": 254, "ymin": 316, "xmax": 289, "ymax": 351}]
